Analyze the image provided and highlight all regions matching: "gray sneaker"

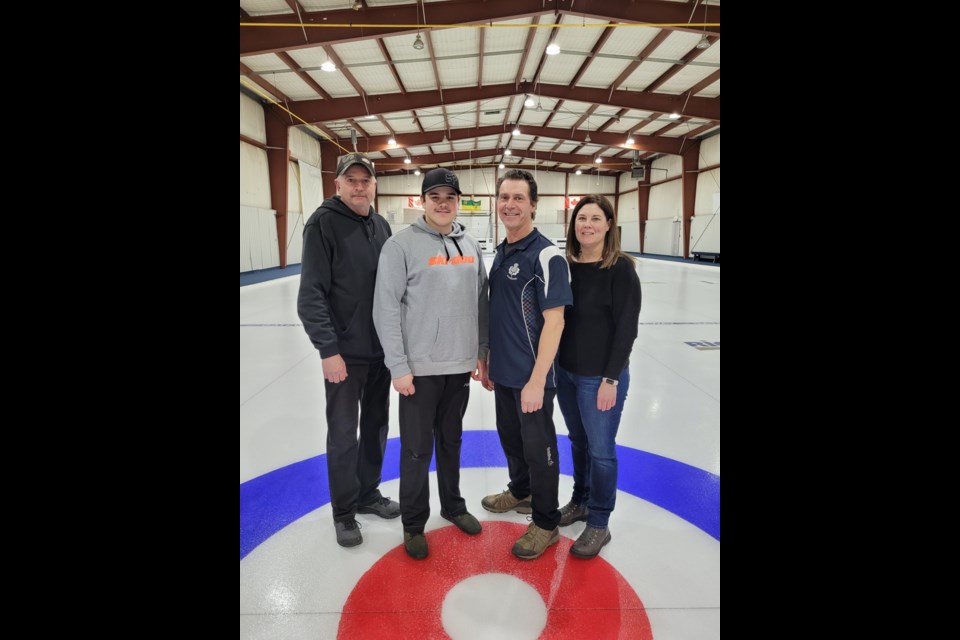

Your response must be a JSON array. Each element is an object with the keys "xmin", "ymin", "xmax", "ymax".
[
  {"xmin": 441, "ymin": 511, "xmax": 482, "ymax": 535},
  {"xmin": 334, "ymin": 519, "xmax": 363, "ymax": 547},
  {"xmin": 358, "ymin": 496, "xmax": 401, "ymax": 519},
  {"xmin": 481, "ymin": 489, "xmax": 532, "ymax": 514},
  {"xmin": 559, "ymin": 501, "xmax": 589, "ymax": 527},
  {"xmin": 570, "ymin": 525, "xmax": 611, "ymax": 559},
  {"xmin": 403, "ymin": 531, "xmax": 429, "ymax": 559},
  {"xmin": 512, "ymin": 522, "xmax": 559, "ymax": 559}
]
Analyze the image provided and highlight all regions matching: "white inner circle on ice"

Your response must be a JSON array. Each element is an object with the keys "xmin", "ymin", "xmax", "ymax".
[{"xmin": 441, "ymin": 573, "xmax": 547, "ymax": 640}]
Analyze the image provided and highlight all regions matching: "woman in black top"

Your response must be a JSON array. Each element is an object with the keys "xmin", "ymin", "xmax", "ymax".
[{"xmin": 556, "ymin": 195, "xmax": 642, "ymax": 559}]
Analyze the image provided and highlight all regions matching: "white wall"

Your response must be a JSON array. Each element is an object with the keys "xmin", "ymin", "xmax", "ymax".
[
  {"xmin": 649, "ymin": 180, "xmax": 681, "ymax": 220},
  {"xmin": 618, "ymin": 191, "xmax": 641, "ymax": 253},
  {"xmin": 699, "ymin": 134, "xmax": 720, "ymax": 168},
  {"xmin": 690, "ymin": 214, "xmax": 720, "ymax": 254},
  {"xmin": 652, "ymin": 154, "xmax": 683, "ymax": 180},
  {"xmin": 695, "ymin": 168, "xmax": 720, "ymax": 215},
  {"xmin": 618, "ymin": 172, "xmax": 639, "ymax": 193},
  {"xmin": 240, "ymin": 141, "xmax": 271, "ymax": 209},
  {"xmin": 240, "ymin": 205, "xmax": 280, "ymax": 271},
  {"xmin": 240, "ymin": 93, "xmax": 265, "ymax": 143},
  {"xmin": 240, "ymin": 93, "xmax": 326, "ymax": 272},
  {"xmin": 644, "ymin": 218, "xmax": 682, "ymax": 256},
  {"xmin": 289, "ymin": 127, "xmax": 320, "ymax": 167}
]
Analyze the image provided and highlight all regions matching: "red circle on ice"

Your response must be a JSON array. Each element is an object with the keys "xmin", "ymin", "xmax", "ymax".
[{"xmin": 338, "ymin": 521, "xmax": 652, "ymax": 639}]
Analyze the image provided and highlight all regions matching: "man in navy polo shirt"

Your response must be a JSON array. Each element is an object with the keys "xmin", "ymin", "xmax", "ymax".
[{"xmin": 480, "ymin": 169, "xmax": 573, "ymax": 559}]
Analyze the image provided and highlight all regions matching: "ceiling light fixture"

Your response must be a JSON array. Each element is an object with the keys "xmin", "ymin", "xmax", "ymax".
[
  {"xmin": 545, "ymin": 41, "xmax": 560, "ymax": 56},
  {"xmin": 512, "ymin": 126, "xmax": 521, "ymax": 136},
  {"xmin": 404, "ymin": 157, "xmax": 411, "ymax": 164},
  {"xmin": 575, "ymin": 169, "xmax": 582, "ymax": 175},
  {"xmin": 499, "ymin": 163, "xmax": 505, "ymax": 169},
  {"xmin": 668, "ymin": 113, "xmax": 681, "ymax": 120},
  {"xmin": 388, "ymin": 137, "xmax": 396, "ymax": 145},
  {"xmin": 504, "ymin": 149, "xmax": 512, "ymax": 155},
  {"xmin": 595, "ymin": 157, "xmax": 602, "ymax": 163},
  {"xmin": 413, "ymin": 2, "xmax": 424, "ymax": 50},
  {"xmin": 321, "ymin": 60, "xmax": 336, "ymax": 72},
  {"xmin": 524, "ymin": 96, "xmax": 536, "ymax": 108},
  {"xmin": 414, "ymin": 169, "xmax": 421, "ymax": 175},
  {"xmin": 626, "ymin": 137, "xmax": 635, "ymax": 145}
]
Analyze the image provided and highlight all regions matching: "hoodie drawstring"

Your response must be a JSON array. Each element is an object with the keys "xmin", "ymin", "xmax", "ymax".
[{"xmin": 440, "ymin": 235, "xmax": 464, "ymax": 260}]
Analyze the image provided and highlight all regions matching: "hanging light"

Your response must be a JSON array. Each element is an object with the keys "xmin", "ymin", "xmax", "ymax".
[
  {"xmin": 404, "ymin": 157, "xmax": 412, "ymax": 164},
  {"xmin": 387, "ymin": 137, "xmax": 396, "ymax": 145},
  {"xmin": 499, "ymin": 163, "xmax": 505, "ymax": 169},
  {"xmin": 320, "ymin": 60, "xmax": 336, "ymax": 72},
  {"xmin": 575, "ymin": 169, "xmax": 582, "ymax": 175},
  {"xmin": 695, "ymin": 1, "xmax": 711, "ymax": 49},
  {"xmin": 504, "ymin": 149, "xmax": 511, "ymax": 155},
  {"xmin": 545, "ymin": 41, "xmax": 560, "ymax": 56},
  {"xmin": 352, "ymin": 0, "xmax": 363, "ymax": 10},
  {"xmin": 413, "ymin": 33, "xmax": 424, "ymax": 50},
  {"xmin": 626, "ymin": 137, "xmax": 635, "ymax": 145},
  {"xmin": 414, "ymin": 169, "xmax": 421, "ymax": 176},
  {"xmin": 512, "ymin": 126, "xmax": 521, "ymax": 136},
  {"xmin": 524, "ymin": 96, "xmax": 536, "ymax": 108}
]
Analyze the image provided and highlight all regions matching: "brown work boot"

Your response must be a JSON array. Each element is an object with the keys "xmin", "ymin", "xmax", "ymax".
[
  {"xmin": 481, "ymin": 489, "xmax": 532, "ymax": 514},
  {"xmin": 558, "ymin": 501, "xmax": 589, "ymax": 527},
  {"xmin": 511, "ymin": 522, "xmax": 559, "ymax": 559},
  {"xmin": 570, "ymin": 525, "xmax": 611, "ymax": 559}
]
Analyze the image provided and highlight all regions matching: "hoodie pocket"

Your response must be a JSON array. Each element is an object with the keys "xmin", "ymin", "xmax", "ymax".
[{"xmin": 431, "ymin": 315, "xmax": 477, "ymax": 362}]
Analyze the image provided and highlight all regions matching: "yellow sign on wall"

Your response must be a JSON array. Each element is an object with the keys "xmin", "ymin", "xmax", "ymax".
[{"xmin": 461, "ymin": 198, "xmax": 482, "ymax": 211}]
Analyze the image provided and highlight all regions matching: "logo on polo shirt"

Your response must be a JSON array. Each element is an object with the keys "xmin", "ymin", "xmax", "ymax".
[{"xmin": 507, "ymin": 263, "xmax": 520, "ymax": 280}]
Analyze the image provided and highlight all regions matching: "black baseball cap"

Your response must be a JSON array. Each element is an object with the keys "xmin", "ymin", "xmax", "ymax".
[
  {"xmin": 421, "ymin": 167, "xmax": 461, "ymax": 196},
  {"xmin": 336, "ymin": 153, "xmax": 376, "ymax": 178}
]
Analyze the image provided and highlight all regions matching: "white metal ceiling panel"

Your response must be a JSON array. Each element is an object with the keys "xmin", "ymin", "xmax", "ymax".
[
  {"xmin": 484, "ymin": 18, "xmax": 533, "ymax": 53},
  {"xmin": 241, "ymin": 53, "xmax": 287, "ymax": 73},
  {"xmin": 438, "ymin": 57, "xmax": 479, "ymax": 88},
  {"xmin": 394, "ymin": 61, "xmax": 438, "ymax": 91},
  {"xmin": 241, "ymin": 0, "xmax": 291, "ymax": 16},
  {"xmin": 306, "ymin": 70, "xmax": 359, "ymax": 97},
  {"xmin": 620, "ymin": 62, "xmax": 675, "ymax": 92},
  {"xmin": 331, "ymin": 40, "xmax": 387, "ymax": 65},
  {"xmin": 482, "ymin": 53, "xmax": 523, "ymax": 85},
  {"xmin": 347, "ymin": 65, "xmax": 401, "ymax": 95}
]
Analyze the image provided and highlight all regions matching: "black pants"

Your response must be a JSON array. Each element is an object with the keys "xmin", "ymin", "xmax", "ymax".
[
  {"xmin": 324, "ymin": 360, "xmax": 391, "ymax": 522},
  {"xmin": 494, "ymin": 385, "xmax": 561, "ymax": 530},
  {"xmin": 398, "ymin": 373, "xmax": 471, "ymax": 533}
]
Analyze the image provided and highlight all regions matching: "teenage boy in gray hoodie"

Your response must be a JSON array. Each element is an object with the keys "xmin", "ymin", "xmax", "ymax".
[{"xmin": 373, "ymin": 168, "xmax": 489, "ymax": 560}]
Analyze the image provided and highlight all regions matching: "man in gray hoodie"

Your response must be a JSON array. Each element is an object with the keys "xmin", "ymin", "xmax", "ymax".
[{"xmin": 373, "ymin": 168, "xmax": 489, "ymax": 560}]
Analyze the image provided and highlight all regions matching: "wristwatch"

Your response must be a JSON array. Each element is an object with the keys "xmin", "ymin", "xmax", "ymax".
[{"xmin": 603, "ymin": 377, "xmax": 619, "ymax": 386}]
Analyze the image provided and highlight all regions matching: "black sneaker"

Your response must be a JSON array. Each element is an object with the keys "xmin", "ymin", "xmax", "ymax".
[
  {"xmin": 334, "ymin": 519, "xmax": 362, "ymax": 547},
  {"xmin": 441, "ymin": 511, "xmax": 482, "ymax": 535},
  {"xmin": 403, "ymin": 531, "xmax": 428, "ymax": 559},
  {"xmin": 357, "ymin": 496, "xmax": 401, "ymax": 519}
]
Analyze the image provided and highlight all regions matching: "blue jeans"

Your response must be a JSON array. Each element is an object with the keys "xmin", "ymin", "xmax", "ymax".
[{"xmin": 556, "ymin": 366, "xmax": 630, "ymax": 528}]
